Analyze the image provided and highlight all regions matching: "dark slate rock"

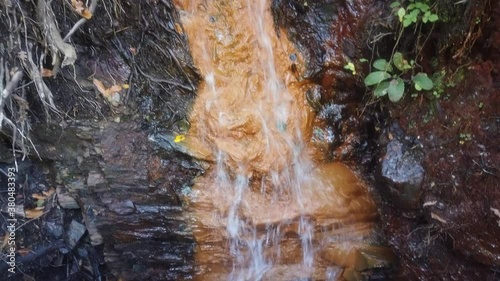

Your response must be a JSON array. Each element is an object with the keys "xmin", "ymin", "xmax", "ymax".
[{"xmin": 376, "ymin": 123, "xmax": 425, "ymax": 210}]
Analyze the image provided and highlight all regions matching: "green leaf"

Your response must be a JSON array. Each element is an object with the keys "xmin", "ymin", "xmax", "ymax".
[
  {"xmin": 390, "ymin": 1, "xmax": 401, "ymax": 8},
  {"xmin": 388, "ymin": 78, "xmax": 405, "ymax": 102},
  {"xmin": 403, "ymin": 18, "xmax": 413, "ymax": 27},
  {"xmin": 344, "ymin": 62, "xmax": 356, "ymax": 75},
  {"xmin": 420, "ymin": 4, "xmax": 430, "ymax": 12},
  {"xmin": 412, "ymin": 73, "xmax": 434, "ymax": 90},
  {"xmin": 374, "ymin": 81, "xmax": 390, "ymax": 97},
  {"xmin": 429, "ymin": 14, "xmax": 439, "ymax": 22},
  {"xmin": 397, "ymin": 8, "xmax": 406, "ymax": 22},
  {"xmin": 373, "ymin": 59, "xmax": 392, "ymax": 71},
  {"xmin": 359, "ymin": 58, "xmax": 368, "ymax": 63},
  {"xmin": 393, "ymin": 52, "xmax": 405, "ymax": 71},
  {"xmin": 364, "ymin": 71, "xmax": 391, "ymax": 86},
  {"xmin": 410, "ymin": 9, "xmax": 420, "ymax": 22},
  {"xmin": 36, "ymin": 199, "xmax": 45, "ymax": 208},
  {"xmin": 422, "ymin": 16, "xmax": 428, "ymax": 23},
  {"xmin": 407, "ymin": 3, "xmax": 416, "ymax": 10}
]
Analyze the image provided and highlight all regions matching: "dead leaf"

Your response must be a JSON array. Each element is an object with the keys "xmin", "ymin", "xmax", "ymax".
[
  {"xmin": 41, "ymin": 68, "xmax": 53, "ymax": 77},
  {"xmin": 431, "ymin": 212, "xmax": 447, "ymax": 224},
  {"xmin": 1, "ymin": 234, "xmax": 8, "ymax": 251},
  {"xmin": 71, "ymin": 0, "xmax": 84, "ymax": 13},
  {"xmin": 24, "ymin": 209, "xmax": 44, "ymax": 219},
  {"xmin": 32, "ymin": 188, "xmax": 55, "ymax": 200},
  {"xmin": 17, "ymin": 248, "xmax": 32, "ymax": 257},
  {"xmin": 107, "ymin": 85, "xmax": 122, "ymax": 93},
  {"xmin": 81, "ymin": 10, "xmax": 93, "ymax": 20},
  {"xmin": 93, "ymin": 78, "xmax": 107, "ymax": 96},
  {"xmin": 93, "ymin": 78, "xmax": 122, "ymax": 106},
  {"xmin": 93, "ymin": 78, "xmax": 122, "ymax": 97},
  {"xmin": 43, "ymin": 188, "xmax": 56, "ymax": 197},
  {"xmin": 175, "ymin": 23, "xmax": 183, "ymax": 34},
  {"xmin": 32, "ymin": 194, "xmax": 46, "ymax": 200},
  {"xmin": 71, "ymin": 0, "xmax": 93, "ymax": 19}
]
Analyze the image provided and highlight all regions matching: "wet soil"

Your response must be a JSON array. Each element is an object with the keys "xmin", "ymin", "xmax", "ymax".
[{"xmin": 376, "ymin": 1, "xmax": 500, "ymax": 280}]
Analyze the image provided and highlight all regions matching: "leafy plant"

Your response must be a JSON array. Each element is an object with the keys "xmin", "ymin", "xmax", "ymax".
[
  {"xmin": 343, "ymin": 62, "xmax": 356, "ymax": 75},
  {"xmin": 363, "ymin": 52, "xmax": 434, "ymax": 102},
  {"xmin": 391, "ymin": 0, "xmax": 439, "ymax": 27}
]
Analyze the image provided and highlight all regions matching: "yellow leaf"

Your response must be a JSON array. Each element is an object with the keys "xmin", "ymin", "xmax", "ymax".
[
  {"xmin": 1, "ymin": 235, "xmax": 8, "ymax": 251},
  {"xmin": 122, "ymin": 84, "xmax": 130, "ymax": 89},
  {"xmin": 93, "ymin": 78, "xmax": 107, "ymax": 96},
  {"xmin": 81, "ymin": 10, "xmax": 93, "ymax": 20},
  {"xmin": 41, "ymin": 68, "xmax": 53, "ymax": 77},
  {"xmin": 93, "ymin": 78, "xmax": 122, "ymax": 97},
  {"xmin": 71, "ymin": 0, "xmax": 92, "ymax": 19},
  {"xmin": 107, "ymin": 85, "xmax": 122, "ymax": 94},
  {"xmin": 17, "ymin": 248, "xmax": 32, "ymax": 257},
  {"xmin": 42, "ymin": 188, "xmax": 56, "ymax": 197},
  {"xmin": 24, "ymin": 209, "xmax": 44, "ymax": 219},
  {"xmin": 174, "ymin": 135, "xmax": 186, "ymax": 143},
  {"xmin": 32, "ymin": 194, "xmax": 46, "ymax": 200}
]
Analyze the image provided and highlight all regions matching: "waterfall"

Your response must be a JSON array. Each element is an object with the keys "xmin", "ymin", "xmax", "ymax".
[{"xmin": 175, "ymin": 0, "xmax": 386, "ymax": 280}]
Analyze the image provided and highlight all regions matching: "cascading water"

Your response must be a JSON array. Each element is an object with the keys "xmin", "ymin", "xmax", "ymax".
[{"xmin": 174, "ymin": 0, "xmax": 392, "ymax": 280}]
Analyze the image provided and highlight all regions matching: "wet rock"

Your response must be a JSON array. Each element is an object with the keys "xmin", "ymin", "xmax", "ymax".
[
  {"xmin": 56, "ymin": 186, "xmax": 80, "ymax": 209},
  {"xmin": 376, "ymin": 123, "xmax": 425, "ymax": 211},
  {"xmin": 86, "ymin": 171, "xmax": 105, "ymax": 187},
  {"xmin": 43, "ymin": 221, "xmax": 64, "ymax": 239},
  {"xmin": 108, "ymin": 199, "xmax": 136, "ymax": 215},
  {"xmin": 65, "ymin": 220, "xmax": 86, "ymax": 249}
]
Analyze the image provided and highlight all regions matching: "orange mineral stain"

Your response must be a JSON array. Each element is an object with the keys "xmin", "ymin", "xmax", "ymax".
[{"xmin": 175, "ymin": 0, "xmax": 392, "ymax": 280}]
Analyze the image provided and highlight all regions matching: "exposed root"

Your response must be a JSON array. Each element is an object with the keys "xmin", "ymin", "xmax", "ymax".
[
  {"xmin": 19, "ymin": 45, "xmax": 58, "ymax": 116},
  {"xmin": 37, "ymin": 0, "xmax": 77, "ymax": 71},
  {"xmin": 0, "ymin": 70, "xmax": 23, "ymax": 130},
  {"xmin": 63, "ymin": 0, "xmax": 99, "ymax": 42}
]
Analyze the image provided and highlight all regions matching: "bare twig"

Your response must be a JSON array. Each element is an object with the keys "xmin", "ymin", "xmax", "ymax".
[{"xmin": 63, "ymin": 0, "xmax": 99, "ymax": 42}]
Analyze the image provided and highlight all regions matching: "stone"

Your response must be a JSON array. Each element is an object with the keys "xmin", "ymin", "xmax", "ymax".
[
  {"xmin": 65, "ymin": 220, "xmax": 87, "ymax": 249},
  {"xmin": 376, "ymin": 123, "xmax": 425, "ymax": 210},
  {"xmin": 43, "ymin": 221, "xmax": 64, "ymax": 239},
  {"xmin": 86, "ymin": 171, "xmax": 105, "ymax": 187}
]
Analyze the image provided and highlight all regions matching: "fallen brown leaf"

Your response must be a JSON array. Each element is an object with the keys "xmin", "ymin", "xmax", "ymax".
[
  {"xmin": 1, "ymin": 234, "xmax": 9, "ymax": 251},
  {"xmin": 24, "ymin": 209, "xmax": 44, "ymax": 219},
  {"xmin": 41, "ymin": 68, "xmax": 53, "ymax": 77},
  {"xmin": 32, "ymin": 194, "xmax": 46, "ymax": 200},
  {"xmin": 71, "ymin": 0, "xmax": 93, "ymax": 19},
  {"xmin": 43, "ymin": 188, "xmax": 56, "ymax": 197},
  {"xmin": 17, "ymin": 248, "xmax": 32, "ymax": 257},
  {"xmin": 93, "ymin": 78, "xmax": 122, "ymax": 104}
]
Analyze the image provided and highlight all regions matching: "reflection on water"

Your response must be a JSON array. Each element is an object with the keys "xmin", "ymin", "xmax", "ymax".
[{"xmin": 175, "ymin": 0, "xmax": 391, "ymax": 280}]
